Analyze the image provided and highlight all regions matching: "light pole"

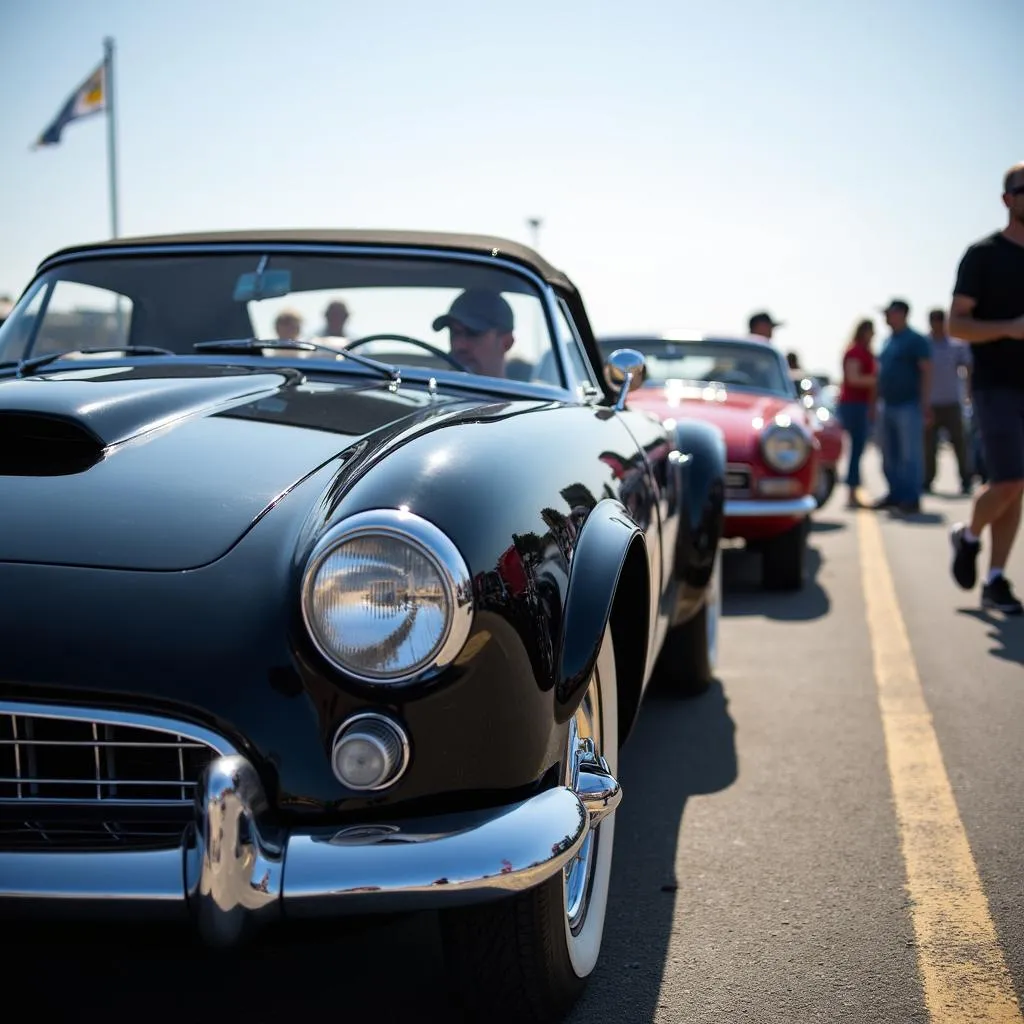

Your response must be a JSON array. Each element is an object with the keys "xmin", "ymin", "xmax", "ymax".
[{"xmin": 526, "ymin": 217, "xmax": 543, "ymax": 251}]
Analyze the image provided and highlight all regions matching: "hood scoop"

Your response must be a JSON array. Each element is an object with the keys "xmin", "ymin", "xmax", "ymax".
[
  {"xmin": 0, "ymin": 370, "xmax": 295, "ymax": 476},
  {"xmin": 0, "ymin": 412, "xmax": 105, "ymax": 476}
]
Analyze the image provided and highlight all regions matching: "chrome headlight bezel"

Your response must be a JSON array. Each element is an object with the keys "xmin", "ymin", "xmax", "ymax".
[
  {"xmin": 760, "ymin": 417, "xmax": 811, "ymax": 473},
  {"xmin": 300, "ymin": 508, "xmax": 474, "ymax": 686}
]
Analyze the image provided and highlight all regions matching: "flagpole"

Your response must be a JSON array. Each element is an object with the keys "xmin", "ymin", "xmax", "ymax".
[{"xmin": 104, "ymin": 36, "xmax": 120, "ymax": 239}]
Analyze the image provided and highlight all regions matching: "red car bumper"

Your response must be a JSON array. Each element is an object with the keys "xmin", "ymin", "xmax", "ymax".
[{"xmin": 723, "ymin": 495, "xmax": 817, "ymax": 540}]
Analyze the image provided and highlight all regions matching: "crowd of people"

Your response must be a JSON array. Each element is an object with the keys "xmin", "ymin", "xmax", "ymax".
[
  {"xmin": 828, "ymin": 161, "xmax": 1024, "ymax": 616},
  {"xmin": 273, "ymin": 299, "xmax": 350, "ymax": 343},
  {"xmin": 833, "ymin": 301, "xmax": 975, "ymax": 512}
]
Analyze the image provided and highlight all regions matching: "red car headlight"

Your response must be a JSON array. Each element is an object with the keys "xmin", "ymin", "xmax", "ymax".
[{"xmin": 760, "ymin": 418, "xmax": 811, "ymax": 473}]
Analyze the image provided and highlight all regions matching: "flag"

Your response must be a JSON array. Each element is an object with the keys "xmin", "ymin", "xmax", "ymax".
[{"xmin": 33, "ymin": 60, "xmax": 106, "ymax": 148}]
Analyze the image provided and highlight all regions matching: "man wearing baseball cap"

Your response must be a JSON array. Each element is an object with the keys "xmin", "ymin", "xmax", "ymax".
[
  {"xmin": 873, "ymin": 298, "xmax": 932, "ymax": 514},
  {"xmin": 433, "ymin": 288, "xmax": 516, "ymax": 378},
  {"xmin": 748, "ymin": 311, "xmax": 784, "ymax": 341}
]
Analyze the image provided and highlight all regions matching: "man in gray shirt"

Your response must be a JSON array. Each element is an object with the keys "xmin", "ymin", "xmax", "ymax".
[{"xmin": 924, "ymin": 308, "xmax": 973, "ymax": 495}]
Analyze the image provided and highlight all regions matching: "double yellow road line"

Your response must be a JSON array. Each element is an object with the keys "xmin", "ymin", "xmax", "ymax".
[{"xmin": 857, "ymin": 510, "xmax": 1022, "ymax": 1022}]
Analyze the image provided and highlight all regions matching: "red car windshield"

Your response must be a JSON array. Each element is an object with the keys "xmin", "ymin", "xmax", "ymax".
[{"xmin": 600, "ymin": 338, "xmax": 794, "ymax": 396}]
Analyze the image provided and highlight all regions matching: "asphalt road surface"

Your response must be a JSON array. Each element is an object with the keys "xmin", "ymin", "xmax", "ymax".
[{"xmin": 11, "ymin": 448, "xmax": 1023, "ymax": 1023}]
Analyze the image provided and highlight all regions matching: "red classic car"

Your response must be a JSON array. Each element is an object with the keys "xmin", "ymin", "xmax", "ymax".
[{"xmin": 598, "ymin": 333, "xmax": 820, "ymax": 590}]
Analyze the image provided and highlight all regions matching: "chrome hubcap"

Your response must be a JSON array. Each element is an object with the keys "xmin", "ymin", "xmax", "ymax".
[{"xmin": 564, "ymin": 679, "xmax": 601, "ymax": 934}]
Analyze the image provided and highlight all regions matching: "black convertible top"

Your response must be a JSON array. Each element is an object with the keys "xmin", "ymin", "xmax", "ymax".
[{"xmin": 40, "ymin": 228, "xmax": 577, "ymax": 293}]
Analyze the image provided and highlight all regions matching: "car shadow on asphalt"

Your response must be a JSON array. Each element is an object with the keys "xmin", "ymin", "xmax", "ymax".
[
  {"xmin": 567, "ymin": 679, "xmax": 738, "ymax": 1023},
  {"xmin": 719, "ymin": 544, "xmax": 830, "ymax": 622},
  {"xmin": 6, "ymin": 687, "xmax": 739, "ymax": 1024},
  {"xmin": 809, "ymin": 516, "xmax": 845, "ymax": 533},
  {"xmin": 956, "ymin": 608, "xmax": 1024, "ymax": 666}
]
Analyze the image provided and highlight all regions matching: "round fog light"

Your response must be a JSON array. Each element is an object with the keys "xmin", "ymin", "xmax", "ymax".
[{"xmin": 331, "ymin": 714, "xmax": 409, "ymax": 791}]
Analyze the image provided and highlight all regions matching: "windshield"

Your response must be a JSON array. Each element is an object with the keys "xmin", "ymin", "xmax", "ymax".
[
  {"xmin": 598, "ymin": 337, "xmax": 794, "ymax": 396},
  {"xmin": 0, "ymin": 250, "xmax": 569, "ymax": 387}
]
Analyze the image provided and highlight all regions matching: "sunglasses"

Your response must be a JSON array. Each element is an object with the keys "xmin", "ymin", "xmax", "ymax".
[{"xmin": 1009, "ymin": 185, "xmax": 1024, "ymax": 197}]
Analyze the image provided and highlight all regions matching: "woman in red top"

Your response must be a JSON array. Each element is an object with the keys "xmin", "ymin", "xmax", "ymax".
[{"xmin": 837, "ymin": 319, "xmax": 878, "ymax": 507}]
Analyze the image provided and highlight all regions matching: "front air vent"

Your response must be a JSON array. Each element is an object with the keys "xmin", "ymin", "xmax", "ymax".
[
  {"xmin": 724, "ymin": 463, "xmax": 753, "ymax": 498},
  {"xmin": 0, "ymin": 412, "xmax": 106, "ymax": 475}
]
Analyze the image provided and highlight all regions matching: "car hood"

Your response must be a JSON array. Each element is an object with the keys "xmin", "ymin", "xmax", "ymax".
[
  {"xmin": 628, "ymin": 383, "xmax": 806, "ymax": 458},
  {"xmin": 0, "ymin": 363, "xmax": 487, "ymax": 570}
]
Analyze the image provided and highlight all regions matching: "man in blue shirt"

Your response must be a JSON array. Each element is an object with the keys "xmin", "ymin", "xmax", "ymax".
[{"xmin": 874, "ymin": 298, "xmax": 933, "ymax": 514}]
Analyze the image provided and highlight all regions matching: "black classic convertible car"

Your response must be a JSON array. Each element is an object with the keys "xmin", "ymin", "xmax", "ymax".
[{"xmin": 0, "ymin": 230, "xmax": 725, "ymax": 1022}]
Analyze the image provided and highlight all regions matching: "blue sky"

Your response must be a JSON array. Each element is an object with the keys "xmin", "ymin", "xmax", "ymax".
[{"xmin": 1, "ymin": 0, "xmax": 1018, "ymax": 375}]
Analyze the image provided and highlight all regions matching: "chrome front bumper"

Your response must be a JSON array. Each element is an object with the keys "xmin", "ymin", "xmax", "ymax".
[
  {"xmin": 724, "ymin": 494, "xmax": 817, "ymax": 518},
  {"xmin": 0, "ymin": 753, "xmax": 621, "ymax": 945}
]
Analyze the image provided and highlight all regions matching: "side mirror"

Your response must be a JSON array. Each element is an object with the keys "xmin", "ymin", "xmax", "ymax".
[{"xmin": 603, "ymin": 348, "xmax": 646, "ymax": 410}]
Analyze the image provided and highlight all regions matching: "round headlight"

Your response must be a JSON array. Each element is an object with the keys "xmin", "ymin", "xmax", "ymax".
[
  {"xmin": 301, "ymin": 508, "xmax": 474, "ymax": 685},
  {"xmin": 761, "ymin": 420, "xmax": 811, "ymax": 472}
]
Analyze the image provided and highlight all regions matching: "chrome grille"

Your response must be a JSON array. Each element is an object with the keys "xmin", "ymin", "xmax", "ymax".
[
  {"xmin": 725, "ymin": 463, "xmax": 753, "ymax": 498},
  {"xmin": 0, "ymin": 702, "xmax": 233, "ymax": 851}
]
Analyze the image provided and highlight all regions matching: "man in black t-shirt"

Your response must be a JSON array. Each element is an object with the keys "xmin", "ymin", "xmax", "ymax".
[{"xmin": 948, "ymin": 161, "xmax": 1024, "ymax": 614}]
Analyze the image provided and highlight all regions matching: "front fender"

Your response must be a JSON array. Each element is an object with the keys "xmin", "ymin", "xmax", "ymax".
[
  {"xmin": 554, "ymin": 498, "xmax": 646, "ymax": 722},
  {"xmin": 669, "ymin": 418, "xmax": 726, "ymax": 592}
]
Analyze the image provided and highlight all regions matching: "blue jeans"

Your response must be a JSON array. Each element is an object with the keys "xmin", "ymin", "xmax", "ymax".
[
  {"xmin": 880, "ymin": 401, "xmax": 924, "ymax": 504},
  {"xmin": 838, "ymin": 400, "xmax": 870, "ymax": 488}
]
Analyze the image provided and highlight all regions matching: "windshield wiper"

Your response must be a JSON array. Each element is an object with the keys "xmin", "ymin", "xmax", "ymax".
[
  {"xmin": 192, "ymin": 339, "xmax": 401, "ymax": 383},
  {"xmin": 14, "ymin": 346, "xmax": 175, "ymax": 378}
]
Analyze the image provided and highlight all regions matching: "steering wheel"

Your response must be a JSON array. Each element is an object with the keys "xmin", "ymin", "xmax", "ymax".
[
  {"xmin": 715, "ymin": 371, "xmax": 755, "ymax": 387},
  {"xmin": 345, "ymin": 334, "xmax": 467, "ymax": 373}
]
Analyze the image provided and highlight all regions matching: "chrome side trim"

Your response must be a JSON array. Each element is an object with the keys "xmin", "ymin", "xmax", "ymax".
[
  {"xmin": 0, "ymin": 701, "xmax": 239, "ymax": 759},
  {"xmin": 724, "ymin": 495, "xmax": 817, "ymax": 518}
]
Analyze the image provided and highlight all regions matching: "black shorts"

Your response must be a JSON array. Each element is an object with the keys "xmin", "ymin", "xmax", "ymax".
[{"xmin": 973, "ymin": 388, "xmax": 1024, "ymax": 482}]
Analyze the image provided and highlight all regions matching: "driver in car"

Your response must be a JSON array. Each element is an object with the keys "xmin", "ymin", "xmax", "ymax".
[{"xmin": 432, "ymin": 288, "xmax": 515, "ymax": 378}]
